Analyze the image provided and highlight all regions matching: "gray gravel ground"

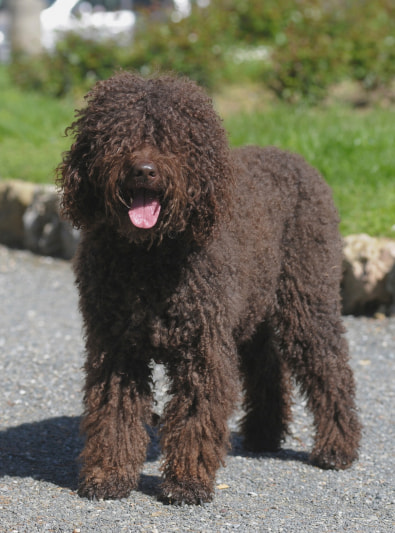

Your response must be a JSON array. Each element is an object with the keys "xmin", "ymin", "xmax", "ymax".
[{"xmin": 0, "ymin": 244, "xmax": 394, "ymax": 533}]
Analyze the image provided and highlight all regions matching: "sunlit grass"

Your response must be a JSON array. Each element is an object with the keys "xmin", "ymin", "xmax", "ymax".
[
  {"xmin": 0, "ymin": 66, "xmax": 75, "ymax": 183},
  {"xmin": 224, "ymin": 104, "xmax": 395, "ymax": 237}
]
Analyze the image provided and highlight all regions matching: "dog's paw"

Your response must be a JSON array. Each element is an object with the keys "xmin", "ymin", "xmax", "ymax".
[
  {"xmin": 78, "ymin": 473, "xmax": 136, "ymax": 500},
  {"xmin": 310, "ymin": 447, "xmax": 358, "ymax": 470},
  {"xmin": 160, "ymin": 479, "xmax": 213, "ymax": 505}
]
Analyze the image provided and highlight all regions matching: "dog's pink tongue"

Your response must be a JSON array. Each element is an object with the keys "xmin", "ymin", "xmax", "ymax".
[{"xmin": 128, "ymin": 191, "xmax": 161, "ymax": 229}]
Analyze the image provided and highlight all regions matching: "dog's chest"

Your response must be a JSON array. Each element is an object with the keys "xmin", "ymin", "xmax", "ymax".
[
  {"xmin": 125, "ymin": 282, "xmax": 190, "ymax": 359},
  {"xmin": 121, "ymin": 261, "xmax": 189, "ymax": 351},
  {"xmin": 112, "ymin": 242, "xmax": 222, "ymax": 358}
]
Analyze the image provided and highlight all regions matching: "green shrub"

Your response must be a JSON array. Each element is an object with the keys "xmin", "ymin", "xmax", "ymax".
[
  {"xmin": 126, "ymin": 3, "xmax": 235, "ymax": 88},
  {"xmin": 8, "ymin": 0, "xmax": 395, "ymax": 103},
  {"xmin": 263, "ymin": 3, "xmax": 346, "ymax": 103},
  {"xmin": 9, "ymin": 35, "xmax": 132, "ymax": 98},
  {"xmin": 9, "ymin": 2, "xmax": 237, "ymax": 96},
  {"xmin": 231, "ymin": 0, "xmax": 296, "ymax": 43},
  {"xmin": 261, "ymin": 0, "xmax": 395, "ymax": 102},
  {"xmin": 346, "ymin": 0, "xmax": 395, "ymax": 89}
]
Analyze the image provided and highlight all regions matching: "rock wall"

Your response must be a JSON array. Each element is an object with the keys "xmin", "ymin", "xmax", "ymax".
[
  {"xmin": 342, "ymin": 234, "xmax": 395, "ymax": 316},
  {"xmin": 0, "ymin": 179, "xmax": 394, "ymax": 315},
  {"xmin": 0, "ymin": 179, "xmax": 79, "ymax": 260}
]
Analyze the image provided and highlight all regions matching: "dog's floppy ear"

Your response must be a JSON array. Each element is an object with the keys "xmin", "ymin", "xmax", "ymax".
[
  {"xmin": 56, "ymin": 143, "xmax": 98, "ymax": 229},
  {"xmin": 56, "ymin": 108, "xmax": 105, "ymax": 230},
  {"xmin": 165, "ymin": 80, "xmax": 236, "ymax": 246},
  {"xmin": 186, "ymin": 142, "xmax": 235, "ymax": 246}
]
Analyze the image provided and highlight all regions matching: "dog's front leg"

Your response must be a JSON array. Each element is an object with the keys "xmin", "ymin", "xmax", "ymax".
[
  {"xmin": 78, "ymin": 357, "xmax": 152, "ymax": 500},
  {"xmin": 160, "ymin": 341, "xmax": 239, "ymax": 505}
]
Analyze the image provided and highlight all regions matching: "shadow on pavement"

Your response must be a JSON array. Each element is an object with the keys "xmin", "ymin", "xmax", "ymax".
[
  {"xmin": 0, "ymin": 416, "xmax": 82, "ymax": 491},
  {"xmin": 0, "ymin": 418, "xmax": 309, "ymax": 495},
  {"xmin": 229, "ymin": 431, "xmax": 310, "ymax": 464}
]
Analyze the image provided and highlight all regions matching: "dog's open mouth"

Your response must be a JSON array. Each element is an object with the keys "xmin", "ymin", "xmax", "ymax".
[{"xmin": 128, "ymin": 189, "xmax": 161, "ymax": 229}]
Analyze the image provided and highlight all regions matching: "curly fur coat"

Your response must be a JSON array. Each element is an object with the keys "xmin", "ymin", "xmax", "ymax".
[{"xmin": 58, "ymin": 72, "xmax": 361, "ymax": 505}]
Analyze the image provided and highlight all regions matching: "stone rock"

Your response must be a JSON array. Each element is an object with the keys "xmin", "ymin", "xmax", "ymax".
[
  {"xmin": 23, "ymin": 188, "xmax": 79, "ymax": 259},
  {"xmin": 386, "ymin": 264, "xmax": 395, "ymax": 315},
  {"xmin": 342, "ymin": 234, "xmax": 395, "ymax": 315},
  {"xmin": 0, "ymin": 180, "xmax": 37, "ymax": 247},
  {"xmin": 2, "ymin": 180, "xmax": 395, "ymax": 314}
]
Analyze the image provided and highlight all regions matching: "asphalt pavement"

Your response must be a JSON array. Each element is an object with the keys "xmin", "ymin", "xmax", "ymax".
[{"xmin": 0, "ymin": 245, "xmax": 394, "ymax": 532}]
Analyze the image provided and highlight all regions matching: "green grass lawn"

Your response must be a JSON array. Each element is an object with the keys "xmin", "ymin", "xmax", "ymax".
[
  {"xmin": 0, "ymin": 66, "xmax": 75, "ymax": 184},
  {"xmin": 224, "ymin": 104, "xmax": 395, "ymax": 237},
  {"xmin": 1, "ymin": 65, "xmax": 394, "ymax": 237}
]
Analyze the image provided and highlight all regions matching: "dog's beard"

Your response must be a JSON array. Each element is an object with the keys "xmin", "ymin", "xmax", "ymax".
[
  {"xmin": 114, "ymin": 189, "xmax": 179, "ymax": 247},
  {"xmin": 112, "ymin": 164, "xmax": 195, "ymax": 246},
  {"xmin": 117, "ymin": 186, "xmax": 162, "ymax": 233}
]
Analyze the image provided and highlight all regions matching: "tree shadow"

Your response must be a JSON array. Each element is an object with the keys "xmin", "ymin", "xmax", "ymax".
[{"xmin": 0, "ymin": 418, "xmax": 309, "ymax": 498}]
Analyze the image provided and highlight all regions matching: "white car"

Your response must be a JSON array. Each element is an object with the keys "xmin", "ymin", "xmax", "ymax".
[{"xmin": 40, "ymin": 0, "xmax": 136, "ymax": 51}]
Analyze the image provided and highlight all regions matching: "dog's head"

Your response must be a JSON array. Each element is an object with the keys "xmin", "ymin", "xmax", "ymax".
[{"xmin": 57, "ymin": 72, "xmax": 234, "ymax": 246}]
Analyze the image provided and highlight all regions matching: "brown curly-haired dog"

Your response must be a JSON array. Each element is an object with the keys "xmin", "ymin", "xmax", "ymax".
[{"xmin": 58, "ymin": 72, "xmax": 361, "ymax": 505}]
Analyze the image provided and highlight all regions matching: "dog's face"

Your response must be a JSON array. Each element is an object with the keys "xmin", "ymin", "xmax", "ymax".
[
  {"xmin": 58, "ymin": 73, "xmax": 234, "ymax": 246},
  {"xmin": 100, "ymin": 144, "xmax": 193, "ymax": 245}
]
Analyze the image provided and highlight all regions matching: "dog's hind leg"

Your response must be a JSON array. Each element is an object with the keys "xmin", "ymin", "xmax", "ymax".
[
  {"xmin": 239, "ymin": 323, "xmax": 293, "ymax": 453},
  {"xmin": 275, "ymin": 268, "xmax": 361, "ymax": 470}
]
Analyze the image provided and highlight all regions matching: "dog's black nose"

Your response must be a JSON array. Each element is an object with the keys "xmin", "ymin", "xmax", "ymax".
[{"xmin": 133, "ymin": 161, "xmax": 157, "ymax": 181}]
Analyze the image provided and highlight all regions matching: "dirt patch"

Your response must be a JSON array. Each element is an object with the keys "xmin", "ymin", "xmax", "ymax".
[
  {"xmin": 213, "ymin": 83, "xmax": 276, "ymax": 117},
  {"xmin": 213, "ymin": 80, "xmax": 395, "ymax": 115}
]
